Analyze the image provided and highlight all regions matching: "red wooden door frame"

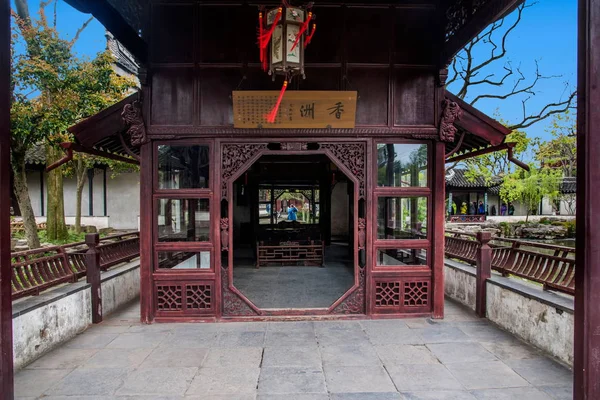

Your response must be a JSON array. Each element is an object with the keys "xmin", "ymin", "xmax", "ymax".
[{"xmin": 217, "ymin": 139, "xmax": 368, "ymax": 318}]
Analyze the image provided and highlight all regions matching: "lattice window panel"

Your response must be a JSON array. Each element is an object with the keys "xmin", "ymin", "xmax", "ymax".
[
  {"xmin": 186, "ymin": 284, "xmax": 212, "ymax": 310},
  {"xmin": 156, "ymin": 285, "xmax": 183, "ymax": 311},
  {"xmin": 375, "ymin": 281, "xmax": 401, "ymax": 307},
  {"xmin": 404, "ymin": 281, "xmax": 429, "ymax": 307}
]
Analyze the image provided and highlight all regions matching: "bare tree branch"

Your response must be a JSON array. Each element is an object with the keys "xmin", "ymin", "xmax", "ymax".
[
  {"xmin": 509, "ymin": 90, "xmax": 577, "ymax": 130},
  {"xmin": 71, "ymin": 16, "xmax": 94, "ymax": 46},
  {"xmin": 447, "ymin": 1, "xmax": 574, "ymax": 131}
]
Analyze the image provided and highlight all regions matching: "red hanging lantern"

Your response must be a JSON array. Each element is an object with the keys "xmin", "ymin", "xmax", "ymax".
[{"xmin": 257, "ymin": 2, "xmax": 318, "ymax": 123}]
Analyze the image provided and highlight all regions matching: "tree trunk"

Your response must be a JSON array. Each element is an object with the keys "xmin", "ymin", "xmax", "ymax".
[
  {"xmin": 46, "ymin": 145, "xmax": 68, "ymax": 241},
  {"xmin": 74, "ymin": 158, "xmax": 86, "ymax": 233},
  {"xmin": 11, "ymin": 149, "xmax": 41, "ymax": 249}
]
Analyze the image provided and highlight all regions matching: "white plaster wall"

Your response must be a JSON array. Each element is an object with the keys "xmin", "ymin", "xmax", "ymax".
[
  {"xmin": 12, "ymin": 287, "xmax": 92, "ymax": 370},
  {"xmin": 444, "ymin": 262, "xmax": 574, "ymax": 367},
  {"xmin": 444, "ymin": 264, "xmax": 476, "ymax": 310},
  {"xmin": 26, "ymin": 170, "xmax": 45, "ymax": 216},
  {"xmin": 26, "ymin": 168, "xmax": 140, "ymax": 229},
  {"xmin": 101, "ymin": 263, "xmax": 141, "ymax": 316},
  {"xmin": 331, "ymin": 182, "xmax": 349, "ymax": 237},
  {"xmin": 35, "ymin": 216, "xmax": 111, "ymax": 229},
  {"xmin": 486, "ymin": 283, "xmax": 574, "ymax": 366},
  {"xmin": 105, "ymin": 170, "xmax": 140, "ymax": 229}
]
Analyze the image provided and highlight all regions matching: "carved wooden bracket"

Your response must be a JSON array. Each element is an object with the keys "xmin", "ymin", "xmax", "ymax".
[
  {"xmin": 121, "ymin": 102, "xmax": 148, "ymax": 147},
  {"xmin": 280, "ymin": 142, "xmax": 308, "ymax": 151},
  {"xmin": 439, "ymin": 98, "xmax": 462, "ymax": 142},
  {"xmin": 220, "ymin": 218, "xmax": 229, "ymax": 252},
  {"xmin": 358, "ymin": 218, "xmax": 366, "ymax": 251}
]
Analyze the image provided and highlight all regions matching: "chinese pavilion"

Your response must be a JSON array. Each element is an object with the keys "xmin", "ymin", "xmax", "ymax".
[{"xmin": 2, "ymin": 0, "xmax": 600, "ymax": 397}]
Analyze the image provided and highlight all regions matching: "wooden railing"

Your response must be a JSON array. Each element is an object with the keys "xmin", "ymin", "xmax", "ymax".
[
  {"xmin": 445, "ymin": 230, "xmax": 576, "ymax": 300},
  {"xmin": 11, "ymin": 232, "xmax": 140, "ymax": 300}
]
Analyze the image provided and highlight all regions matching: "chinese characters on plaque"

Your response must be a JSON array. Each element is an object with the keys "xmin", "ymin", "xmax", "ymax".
[{"xmin": 232, "ymin": 91, "xmax": 357, "ymax": 128}]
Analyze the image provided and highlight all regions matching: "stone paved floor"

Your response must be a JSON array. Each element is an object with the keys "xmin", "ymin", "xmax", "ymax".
[
  {"xmin": 234, "ymin": 243, "xmax": 354, "ymax": 309},
  {"xmin": 14, "ymin": 299, "xmax": 573, "ymax": 400}
]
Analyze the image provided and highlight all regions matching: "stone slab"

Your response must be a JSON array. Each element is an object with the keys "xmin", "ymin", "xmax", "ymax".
[
  {"xmin": 401, "ymin": 391, "xmax": 477, "ymax": 400},
  {"xmin": 187, "ymin": 366, "xmax": 260, "ymax": 395},
  {"xmin": 26, "ymin": 348, "xmax": 98, "ymax": 370},
  {"xmin": 258, "ymin": 367, "xmax": 327, "ymax": 395},
  {"xmin": 427, "ymin": 343, "xmax": 498, "ymax": 364},
  {"xmin": 14, "ymin": 368, "xmax": 73, "ymax": 398},
  {"xmin": 504, "ymin": 358, "xmax": 573, "ymax": 386},
  {"xmin": 202, "ymin": 347, "xmax": 263, "ymax": 367},
  {"xmin": 117, "ymin": 367, "xmax": 197, "ymax": 396},
  {"xmin": 386, "ymin": 364, "xmax": 463, "ymax": 392},
  {"xmin": 320, "ymin": 344, "xmax": 381, "ymax": 367},
  {"xmin": 323, "ymin": 365, "xmax": 397, "ymax": 393},
  {"xmin": 262, "ymin": 346, "xmax": 321, "ymax": 368},
  {"xmin": 445, "ymin": 361, "xmax": 529, "ymax": 390},
  {"xmin": 375, "ymin": 344, "xmax": 439, "ymax": 366},
  {"xmin": 46, "ymin": 367, "xmax": 129, "ymax": 396},
  {"xmin": 84, "ymin": 348, "xmax": 153, "ymax": 368},
  {"xmin": 140, "ymin": 347, "xmax": 208, "ymax": 368},
  {"xmin": 470, "ymin": 387, "xmax": 554, "ymax": 399}
]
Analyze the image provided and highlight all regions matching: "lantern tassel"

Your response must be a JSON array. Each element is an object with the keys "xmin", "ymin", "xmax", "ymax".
[
  {"xmin": 265, "ymin": 80, "xmax": 288, "ymax": 124},
  {"xmin": 304, "ymin": 23, "xmax": 316, "ymax": 48},
  {"xmin": 290, "ymin": 12, "xmax": 312, "ymax": 51},
  {"xmin": 258, "ymin": 12, "xmax": 265, "ymax": 69},
  {"xmin": 259, "ymin": 8, "xmax": 282, "ymax": 51}
]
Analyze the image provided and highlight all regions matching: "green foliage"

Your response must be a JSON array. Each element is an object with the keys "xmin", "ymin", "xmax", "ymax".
[
  {"xmin": 12, "ymin": 229, "xmax": 108, "ymax": 246},
  {"xmin": 10, "ymin": 4, "xmax": 136, "ymax": 242},
  {"xmin": 500, "ymin": 166, "xmax": 561, "ymax": 221},
  {"xmin": 536, "ymin": 112, "xmax": 576, "ymax": 177},
  {"xmin": 462, "ymin": 129, "xmax": 535, "ymax": 185},
  {"xmin": 561, "ymin": 220, "xmax": 576, "ymax": 237},
  {"xmin": 11, "ymin": 11, "xmax": 135, "ymax": 151}
]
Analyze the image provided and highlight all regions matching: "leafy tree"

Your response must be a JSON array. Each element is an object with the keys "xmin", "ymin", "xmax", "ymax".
[
  {"xmin": 536, "ymin": 112, "xmax": 577, "ymax": 178},
  {"xmin": 447, "ymin": 1, "xmax": 575, "ymax": 190},
  {"xmin": 461, "ymin": 128, "xmax": 534, "ymax": 185},
  {"xmin": 499, "ymin": 166, "xmax": 561, "ymax": 222},
  {"xmin": 62, "ymin": 154, "xmax": 139, "ymax": 234},
  {"xmin": 11, "ymin": 1, "xmax": 135, "ymax": 244}
]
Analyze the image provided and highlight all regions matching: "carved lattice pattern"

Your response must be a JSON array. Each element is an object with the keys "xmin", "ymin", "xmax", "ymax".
[
  {"xmin": 404, "ymin": 281, "xmax": 429, "ymax": 307},
  {"xmin": 186, "ymin": 284, "xmax": 212, "ymax": 309},
  {"xmin": 320, "ymin": 143, "xmax": 366, "ymax": 199},
  {"xmin": 375, "ymin": 281, "xmax": 401, "ymax": 307},
  {"xmin": 157, "ymin": 285, "xmax": 183, "ymax": 311},
  {"xmin": 221, "ymin": 144, "xmax": 268, "ymax": 199}
]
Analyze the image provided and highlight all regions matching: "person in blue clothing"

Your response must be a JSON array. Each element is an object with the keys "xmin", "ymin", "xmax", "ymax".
[
  {"xmin": 478, "ymin": 201, "xmax": 485, "ymax": 215},
  {"xmin": 287, "ymin": 203, "xmax": 298, "ymax": 221}
]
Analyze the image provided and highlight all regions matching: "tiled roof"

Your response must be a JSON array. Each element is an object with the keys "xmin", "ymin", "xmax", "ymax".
[
  {"xmin": 25, "ymin": 143, "xmax": 46, "ymax": 165},
  {"xmin": 446, "ymin": 169, "xmax": 577, "ymax": 195},
  {"xmin": 445, "ymin": 168, "xmax": 501, "ymax": 189},
  {"xmin": 560, "ymin": 177, "xmax": 577, "ymax": 194},
  {"xmin": 106, "ymin": 32, "xmax": 139, "ymax": 76}
]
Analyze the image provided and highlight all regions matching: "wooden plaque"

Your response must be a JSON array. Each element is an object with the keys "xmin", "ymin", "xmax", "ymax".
[{"xmin": 232, "ymin": 91, "xmax": 357, "ymax": 128}]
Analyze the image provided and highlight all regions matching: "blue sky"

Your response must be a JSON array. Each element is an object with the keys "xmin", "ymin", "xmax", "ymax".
[
  {"xmin": 447, "ymin": 0, "xmax": 577, "ymax": 142},
  {"xmin": 17, "ymin": 0, "xmax": 576, "ymax": 143}
]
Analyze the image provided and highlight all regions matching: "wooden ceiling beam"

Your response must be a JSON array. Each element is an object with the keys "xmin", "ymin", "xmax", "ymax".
[{"xmin": 443, "ymin": 0, "xmax": 525, "ymax": 62}]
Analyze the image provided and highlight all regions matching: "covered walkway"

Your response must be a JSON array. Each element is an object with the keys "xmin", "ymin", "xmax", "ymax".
[{"xmin": 15, "ymin": 298, "xmax": 572, "ymax": 399}]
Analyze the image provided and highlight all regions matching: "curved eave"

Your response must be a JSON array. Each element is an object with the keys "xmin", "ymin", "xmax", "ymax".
[
  {"xmin": 68, "ymin": 92, "xmax": 140, "ymax": 158},
  {"xmin": 444, "ymin": 90, "xmax": 512, "ymax": 159}
]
